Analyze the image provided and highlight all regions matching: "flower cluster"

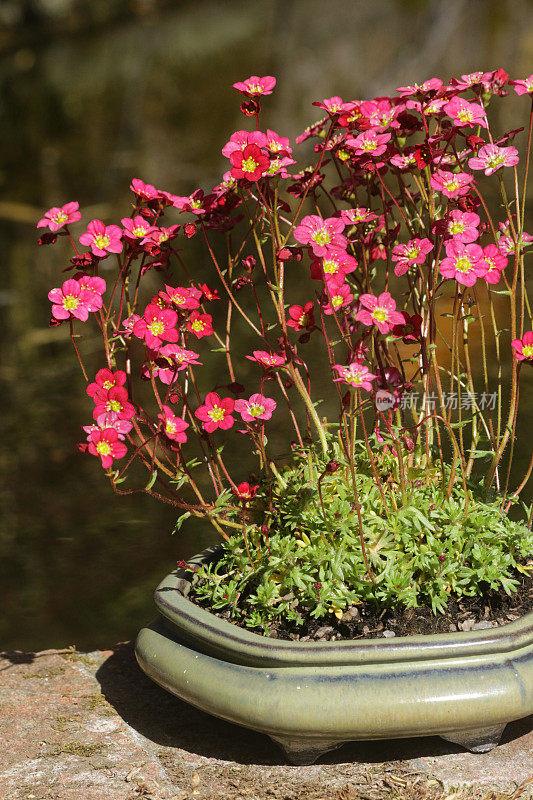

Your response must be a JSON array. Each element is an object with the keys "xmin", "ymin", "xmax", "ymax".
[{"xmin": 40, "ymin": 67, "xmax": 532, "ymax": 553}]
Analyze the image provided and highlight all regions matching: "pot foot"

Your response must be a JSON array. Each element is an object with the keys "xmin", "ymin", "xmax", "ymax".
[
  {"xmin": 270, "ymin": 735, "xmax": 344, "ymax": 765},
  {"xmin": 440, "ymin": 723, "xmax": 507, "ymax": 753}
]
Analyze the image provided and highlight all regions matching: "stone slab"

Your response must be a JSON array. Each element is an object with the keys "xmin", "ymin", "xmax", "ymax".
[{"xmin": 0, "ymin": 643, "xmax": 531, "ymax": 800}]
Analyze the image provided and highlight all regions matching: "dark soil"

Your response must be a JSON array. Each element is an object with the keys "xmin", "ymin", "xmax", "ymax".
[{"xmin": 190, "ymin": 572, "xmax": 533, "ymax": 642}]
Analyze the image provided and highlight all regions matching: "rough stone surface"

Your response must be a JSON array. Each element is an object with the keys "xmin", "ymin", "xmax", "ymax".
[{"xmin": 0, "ymin": 643, "xmax": 532, "ymax": 800}]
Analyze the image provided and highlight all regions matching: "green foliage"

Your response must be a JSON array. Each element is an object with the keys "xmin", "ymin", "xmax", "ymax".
[{"xmin": 192, "ymin": 446, "xmax": 533, "ymax": 631}]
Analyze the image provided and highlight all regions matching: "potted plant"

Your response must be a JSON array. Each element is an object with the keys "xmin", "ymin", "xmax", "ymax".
[{"xmin": 40, "ymin": 69, "xmax": 533, "ymax": 764}]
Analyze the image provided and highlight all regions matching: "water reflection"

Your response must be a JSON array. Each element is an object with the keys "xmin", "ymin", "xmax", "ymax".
[{"xmin": 1, "ymin": 0, "xmax": 532, "ymax": 651}]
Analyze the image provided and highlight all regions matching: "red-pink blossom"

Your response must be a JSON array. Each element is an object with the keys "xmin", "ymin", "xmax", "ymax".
[
  {"xmin": 310, "ymin": 248, "xmax": 357, "ymax": 282},
  {"xmin": 195, "ymin": 392, "xmax": 235, "ymax": 432},
  {"xmin": 48, "ymin": 278, "xmax": 94, "ymax": 322},
  {"xmin": 322, "ymin": 280, "xmax": 353, "ymax": 315},
  {"xmin": 450, "ymin": 71, "xmax": 487, "ymax": 90},
  {"xmin": 439, "ymin": 240, "xmax": 485, "ymax": 287},
  {"xmin": 392, "ymin": 312, "xmax": 423, "ymax": 343},
  {"xmin": 293, "ymin": 214, "xmax": 347, "ymax": 257},
  {"xmin": 143, "ymin": 224, "xmax": 180, "ymax": 246},
  {"xmin": 121, "ymin": 215, "xmax": 158, "ymax": 242},
  {"xmin": 79, "ymin": 220, "xmax": 123, "ymax": 257},
  {"xmin": 158, "ymin": 405, "xmax": 189, "ymax": 443},
  {"xmin": 444, "ymin": 97, "xmax": 488, "ymax": 128},
  {"xmin": 356, "ymin": 292, "xmax": 404, "ymax": 334},
  {"xmin": 468, "ymin": 143, "xmax": 519, "ymax": 175},
  {"xmin": 340, "ymin": 207, "xmax": 377, "ymax": 225},
  {"xmin": 511, "ymin": 331, "xmax": 533, "ymax": 360},
  {"xmin": 234, "ymin": 393, "xmax": 277, "ymax": 422},
  {"xmin": 509, "ymin": 75, "xmax": 533, "ymax": 96},
  {"xmin": 312, "ymin": 96, "xmax": 352, "ymax": 115},
  {"xmin": 186, "ymin": 311, "xmax": 213, "ymax": 339},
  {"xmin": 159, "ymin": 285, "xmax": 201, "ymax": 311},
  {"xmin": 78, "ymin": 275, "xmax": 106, "ymax": 311},
  {"xmin": 172, "ymin": 190, "xmax": 214, "ymax": 215},
  {"xmin": 146, "ymin": 344, "xmax": 202, "ymax": 384},
  {"xmin": 446, "ymin": 210, "xmax": 480, "ymax": 243},
  {"xmin": 92, "ymin": 386, "xmax": 135, "ymax": 422},
  {"xmin": 232, "ymin": 482, "xmax": 259, "ymax": 501},
  {"xmin": 498, "ymin": 229, "xmax": 533, "ymax": 255},
  {"xmin": 83, "ymin": 413, "xmax": 132, "ymax": 440},
  {"xmin": 264, "ymin": 129, "xmax": 292, "ymax": 156},
  {"xmin": 230, "ymin": 143, "xmax": 270, "ymax": 181},
  {"xmin": 37, "ymin": 201, "xmax": 81, "ymax": 232},
  {"xmin": 130, "ymin": 178, "xmax": 160, "ymax": 201},
  {"xmin": 232, "ymin": 75, "xmax": 276, "ymax": 97},
  {"xmin": 87, "ymin": 368, "xmax": 127, "ymax": 398},
  {"xmin": 480, "ymin": 244, "xmax": 507, "ymax": 284},
  {"xmin": 132, "ymin": 303, "xmax": 179, "ymax": 349},
  {"xmin": 391, "ymin": 237, "xmax": 433, "ymax": 276},
  {"xmin": 346, "ymin": 128, "xmax": 391, "ymax": 157},
  {"xmin": 87, "ymin": 427, "xmax": 127, "ymax": 469},
  {"xmin": 246, "ymin": 351, "xmax": 286, "ymax": 368},
  {"xmin": 430, "ymin": 169, "xmax": 474, "ymax": 198},
  {"xmin": 221, "ymin": 130, "xmax": 268, "ymax": 158},
  {"xmin": 287, "ymin": 301, "xmax": 315, "ymax": 331},
  {"xmin": 396, "ymin": 78, "xmax": 443, "ymax": 97},
  {"xmin": 333, "ymin": 362, "xmax": 377, "ymax": 391},
  {"xmin": 358, "ymin": 99, "xmax": 400, "ymax": 130}
]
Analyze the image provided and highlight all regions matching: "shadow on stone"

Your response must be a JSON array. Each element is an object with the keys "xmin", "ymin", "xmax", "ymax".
[
  {"xmin": 93, "ymin": 641, "xmax": 533, "ymax": 767},
  {"xmin": 0, "ymin": 651, "xmax": 37, "ymax": 671}
]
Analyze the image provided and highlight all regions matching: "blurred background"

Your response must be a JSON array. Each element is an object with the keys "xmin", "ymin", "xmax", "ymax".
[{"xmin": 1, "ymin": 0, "xmax": 532, "ymax": 651}]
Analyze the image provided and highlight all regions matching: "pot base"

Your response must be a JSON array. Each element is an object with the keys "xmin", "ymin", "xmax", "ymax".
[{"xmin": 440, "ymin": 723, "xmax": 507, "ymax": 753}]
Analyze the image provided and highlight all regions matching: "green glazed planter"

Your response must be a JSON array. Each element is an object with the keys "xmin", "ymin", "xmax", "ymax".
[{"xmin": 135, "ymin": 546, "xmax": 533, "ymax": 764}]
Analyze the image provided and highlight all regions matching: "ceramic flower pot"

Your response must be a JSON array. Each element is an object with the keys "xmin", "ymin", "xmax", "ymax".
[{"xmin": 135, "ymin": 546, "xmax": 533, "ymax": 764}]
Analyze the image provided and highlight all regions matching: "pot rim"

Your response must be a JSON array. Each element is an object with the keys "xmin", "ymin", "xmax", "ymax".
[{"xmin": 154, "ymin": 545, "xmax": 533, "ymax": 667}]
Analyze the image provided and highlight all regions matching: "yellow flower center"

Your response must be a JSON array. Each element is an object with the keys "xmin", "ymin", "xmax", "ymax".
[
  {"xmin": 458, "ymin": 109, "xmax": 474, "ymax": 122},
  {"xmin": 455, "ymin": 256, "xmax": 473, "ymax": 273},
  {"xmin": 269, "ymin": 140, "xmax": 282, "ymax": 151},
  {"xmin": 372, "ymin": 307, "xmax": 388, "ymax": 322},
  {"xmin": 132, "ymin": 226, "xmax": 146, "ymax": 237},
  {"xmin": 449, "ymin": 220, "xmax": 465, "ymax": 234},
  {"xmin": 405, "ymin": 246, "xmax": 420, "ymax": 260},
  {"xmin": 486, "ymin": 154, "xmax": 505, "ymax": 168},
  {"xmin": 332, "ymin": 295, "xmax": 343, "ymax": 308},
  {"xmin": 242, "ymin": 156, "xmax": 259, "ymax": 173},
  {"xmin": 108, "ymin": 399, "xmax": 122, "ymax": 412},
  {"xmin": 93, "ymin": 234, "xmax": 110, "ymax": 249},
  {"xmin": 191, "ymin": 319, "xmax": 205, "ymax": 332},
  {"xmin": 522, "ymin": 345, "xmax": 533, "ymax": 358},
  {"xmin": 53, "ymin": 211, "xmax": 68, "ymax": 223},
  {"xmin": 444, "ymin": 179, "xmax": 459, "ymax": 192},
  {"xmin": 362, "ymin": 138, "xmax": 377, "ymax": 151},
  {"xmin": 249, "ymin": 403, "xmax": 265, "ymax": 417},
  {"xmin": 63, "ymin": 294, "xmax": 79, "ymax": 310},
  {"xmin": 148, "ymin": 319, "xmax": 165, "ymax": 336},
  {"xmin": 347, "ymin": 371, "xmax": 363, "ymax": 385},
  {"xmin": 165, "ymin": 420, "xmax": 176, "ymax": 435},
  {"xmin": 96, "ymin": 441, "xmax": 112, "ymax": 456},
  {"xmin": 312, "ymin": 228, "xmax": 331, "ymax": 246},
  {"xmin": 208, "ymin": 406, "xmax": 225, "ymax": 422},
  {"xmin": 323, "ymin": 258, "xmax": 340, "ymax": 274},
  {"xmin": 103, "ymin": 380, "xmax": 114, "ymax": 389},
  {"xmin": 190, "ymin": 198, "xmax": 202, "ymax": 209}
]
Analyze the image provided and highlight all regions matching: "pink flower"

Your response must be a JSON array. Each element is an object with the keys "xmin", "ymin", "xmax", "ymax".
[
  {"xmin": 322, "ymin": 280, "xmax": 354, "ymax": 315},
  {"xmin": 310, "ymin": 248, "xmax": 358, "ymax": 282},
  {"xmin": 446, "ymin": 210, "xmax": 480, "ymax": 243},
  {"xmin": 232, "ymin": 75, "xmax": 276, "ymax": 97},
  {"xmin": 232, "ymin": 482, "xmax": 258, "ymax": 501},
  {"xmin": 130, "ymin": 178, "xmax": 160, "ymax": 201},
  {"xmin": 346, "ymin": 128, "xmax": 391, "ymax": 157},
  {"xmin": 468, "ymin": 143, "xmax": 519, "ymax": 175},
  {"xmin": 143, "ymin": 225, "xmax": 180, "ymax": 246},
  {"xmin": 391, "ymin": 312, "xmax": 423, "ymax": 343},
  {"xmin": 159, "ymin": 285, "xmax": 201, "ymax": 311},
  {"xmin": 509, "ymin": 75, "xmax": 533, "ymax": 96},
  {"xmin": 444, "ymin": 97, "xmax": 488, "ymax": 128},
  {"xmin": 93, "ymin": 386, "xmax": 135, "ymax": 422},
  {"xmin": 356, "ymin": 292, "xmax": 404, "ymax": 334},
  {"xmin": 340, "ymin": 207, "xmax": 377, "ymax": 225},
  {"xmin": 287, "ymin": 301, "xmax": 315, "ymax": 331},
  {"xmin": 79, "ymin": 220, "xmax": 123, "ymax": 257},
  {"xmin": 498, "ymin": 229, "xmax": 533, "ymax": 255},
  {"xmin": 87, "ymin": 428, "xmax": 127, "ymax": 469},
  {"xmin": 439, "ymin": 240, "xmax": 485, "ymax": 287},
  {"xmin": 221, "ymin": 130, "xmax": 267, "ymax": 158},
  {"xmin": 358, "ymin": 99, "xmax": 400, "ymax": 130},
  {"xmin": 312, "ymin": 96, "xmax": 352, "ymax": 115},
  {"xmin": 430, "ymin": 169, "xmax": 474, "ymax": 199},
  {"xmin": 450, "ymin": 71, "xmax": 487, "ymax": 90},
  {"xmin": 172, "ymin": 190, "xmax": 213, "ymax": 215},
  {"xmin": 37, "ymin": 201, "xmax": 81, "ymax": 232},
  {"xmin": 195, "ymin": 392, "xmax": 235, "ymax": 432},
  {"xmin": 511, "ymin": 331, "xmax": 533, "ymax": 361},
  {"xmin": 132, "ymin": 303, "xmax": 179, "ymax": 349},
  {"xmin": 234, "ymin": 393, "xmax": 277, "ymax": 422},
  {"xmin": 396, "ymin": 78, "xmax": 443, "ymax": 97},
  {"xmin": 121, "ymin": 215, "xmax": 158, "ymax": 242},
  {"xmin": 146, "ymin": 344, "xmax": 201, "ymax": 385},
  {"xmin": 87, "ymin": 368, "xmax": 127, "ymax": 398},
  {"xmin": 229, "ymin": 143, "xmax": 270, "ymax": 181},
  {"xmin": 78, "ymin": 275, "xmax": 106, "ymax": 311},
  {"xmin": 293, "ymin": 215, "xmax": 347, "ymax": 257},
  {"xmin": 391, "ymin": 237, "xmax": 433, "ymax": 276},
  {"xmin": 83, "ymin": 413, "xmax": 132, "ymax": 439},
  {"xmin": 158, "ymin": 405, "xmax": 189, "ymax": 443},
  {"xmin": 480, "ymin": 244, "xmax": 507, "ymax": 284},
  {"xmin": 264, "ymin": 129, "xmax": 292, "ymax": 156},
  {"xmin": 186, "ymin": 311, "xmax": 213, "ymax": 339},
  {"xmin": 48, "ymin": 278, "xmax": 94, "ymax": 322},
  {"xmin": 246, "ymin": 351, "xmax": 286, "ymax": 368},
  {"xmin": 333, "ymin": 362, "xmax": 377, "ymax": 391}
]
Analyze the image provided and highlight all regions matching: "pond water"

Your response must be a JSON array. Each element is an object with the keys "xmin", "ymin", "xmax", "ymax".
[{"xmin": 1, "ymin": 0, "xmax": 532, "ymax": 651}]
